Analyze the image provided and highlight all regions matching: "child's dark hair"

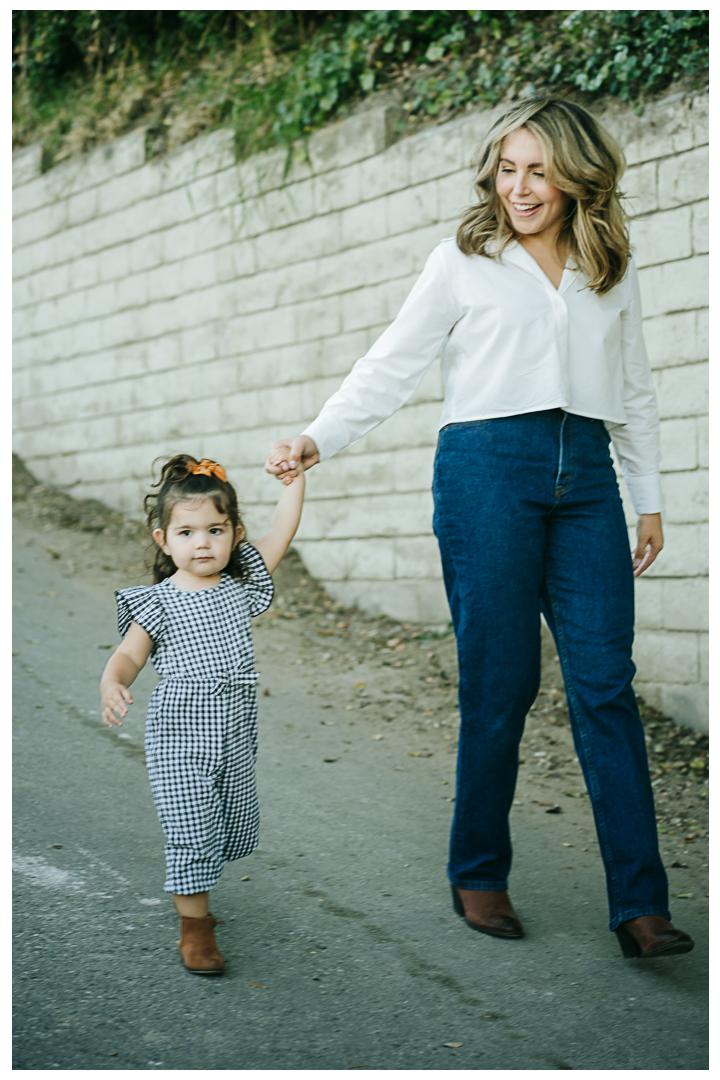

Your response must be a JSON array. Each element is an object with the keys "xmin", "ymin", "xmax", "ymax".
[{"xmin": 144, "ymin": 454, "xmax": 249, "ymax": 584}]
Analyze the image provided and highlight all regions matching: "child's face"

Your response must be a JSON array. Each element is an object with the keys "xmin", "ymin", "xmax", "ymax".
[{"xmin": 153, "ymin": 498, "xmax": 243, "ymax": 580}]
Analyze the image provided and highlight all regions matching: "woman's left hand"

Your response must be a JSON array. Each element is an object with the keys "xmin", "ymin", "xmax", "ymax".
[{"xmin": 633, "ymin": 513, "xmax": 663, "ymax": 577}]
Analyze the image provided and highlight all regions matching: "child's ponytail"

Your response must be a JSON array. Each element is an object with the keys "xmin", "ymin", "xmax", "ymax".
[{"xmin": 144, "ymin": 454, "xmax": 250, "ymax": 584}]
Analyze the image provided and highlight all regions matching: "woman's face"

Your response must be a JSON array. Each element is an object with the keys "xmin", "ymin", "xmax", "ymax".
[{"xmin": 496, "ymin": 127, "xmax": 570, "ymax": 239}]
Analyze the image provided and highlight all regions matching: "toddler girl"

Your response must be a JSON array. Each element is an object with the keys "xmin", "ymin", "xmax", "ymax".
[{"xmin": 100, "ymin": 453, "xmax": 304, "ymax": 975}]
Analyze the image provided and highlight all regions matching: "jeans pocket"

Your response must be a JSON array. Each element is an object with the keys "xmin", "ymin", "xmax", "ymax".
[{"xmin": 589, "ymin": 419, "xmax": 611, "ymax": 444}]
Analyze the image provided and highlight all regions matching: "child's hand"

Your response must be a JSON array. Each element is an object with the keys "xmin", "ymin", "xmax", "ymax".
[
  {"xmin": 267, "ymin": 447, "xmax": 304, "ymax": 469},
  {"xmin": 267, "ymin": 447, "xmax": 304, "ymax": 486},
  {"xmin": 279, "ymin": 464, "xmax": 304, "ymax": 486},
  {"xmin": 101, "ymin": 682, "xmax": 133, "ymax": 728},
  {"xmin": 265, "ymin": 436, "xmax": 319, "ymax": 480}
]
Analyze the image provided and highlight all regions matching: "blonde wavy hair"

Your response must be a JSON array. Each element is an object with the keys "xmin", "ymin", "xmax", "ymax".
[{"xmin": 457, "ymin": 97, "xmax": 630, "ymax": 295}]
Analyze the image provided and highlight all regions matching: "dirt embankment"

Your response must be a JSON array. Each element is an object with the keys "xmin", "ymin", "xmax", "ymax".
[{"xmin": 13, "ymin": 452, "xmax": 708, "ymax": 860}]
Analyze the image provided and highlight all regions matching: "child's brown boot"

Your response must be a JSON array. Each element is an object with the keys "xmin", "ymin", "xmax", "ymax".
[{"xmin": 178, "ymin": 913, "xmax": 224, "ymax": 975}]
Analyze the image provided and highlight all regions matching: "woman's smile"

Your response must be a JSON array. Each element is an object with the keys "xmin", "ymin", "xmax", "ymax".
[{"xmin": 510, "ymin": 202, "xmax": 542, "ymax": 216}]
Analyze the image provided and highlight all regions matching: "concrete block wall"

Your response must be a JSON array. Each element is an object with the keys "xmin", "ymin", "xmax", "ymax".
[{"xmin": 13, "ymin": 90, "xmax": 708, "ymax": 730}]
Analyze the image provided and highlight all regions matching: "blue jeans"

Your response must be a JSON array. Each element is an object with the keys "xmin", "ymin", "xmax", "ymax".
[{"xmin": 432, "ymin": 409, "xmax": 670, "ymax": 930}]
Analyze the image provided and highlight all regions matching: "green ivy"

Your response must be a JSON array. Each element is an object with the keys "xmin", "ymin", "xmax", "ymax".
[{"xmin": 12, "ymin": 10, "xmax": 709, "ymax": 169}]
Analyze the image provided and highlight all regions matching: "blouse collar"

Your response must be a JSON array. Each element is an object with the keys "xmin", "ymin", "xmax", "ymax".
[{"xmin": 493, "ymin": 238, "xmax": 583, "ymax": 295}]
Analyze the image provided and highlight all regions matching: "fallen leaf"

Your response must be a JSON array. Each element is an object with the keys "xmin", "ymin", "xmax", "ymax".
[
  {"xmin": 97, "ymin": 644, "xmax": 114, "ymax": 650},
  {"xmin": 263, "ymin": 688, "xmax": 271, "ymax": 696},
  {"xmin": 562, "ymin": 843, "xmax": 574, "ymax": 847},
  {"xmin": 409, "ymin": 750, "xmax": 433, "ymax": 757},
  {"xmin": 545, "ymin": 806, "xmax": 562, "ymax": 814},
  {"xmin": 674, "ymin": 893, "xmax": 693, "ymax": 899},
  {"xmin": 443, "ymin": 1042, "xmax": 464, "ymax": 1048},
  {"xmin": 370, "ymin": 734, "xmax": 384, "ymax": 740},
  {"xmin": 323, "ymin": 757, "xmax": 339, "ymax": 763},
  {"xmin": 355, "ymin": 682, "xmax": 365, "ymax": 688},
  {"xmin": 248, "ymin": 981, "xmax": 268, "ymax": 989},
  {"xmin": 240, "ymin": 875, "xmax": 250, "ymax": 881},
  {"xmin": 533, "ymin": 800, "xmax": 555, "ymax": 806}
]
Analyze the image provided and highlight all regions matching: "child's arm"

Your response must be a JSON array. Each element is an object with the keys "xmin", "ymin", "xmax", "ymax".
[
  {"xmin": 100, "ymin": 622, "xmax": 154, "ymax": 728},
  {"xmin": 254, "ymin": 470, "xmax": 306, "ymax": 575}
]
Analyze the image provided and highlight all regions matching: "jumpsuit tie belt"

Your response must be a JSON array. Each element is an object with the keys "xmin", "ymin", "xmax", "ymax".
[{"xmin": 160, "ymin": 672, "xmax": 260, "ymax": 697}]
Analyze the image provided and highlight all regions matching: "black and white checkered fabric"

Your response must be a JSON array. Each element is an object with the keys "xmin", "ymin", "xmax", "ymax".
[{"xmin": 115, "ymin": 544, "xmax": 273, "ymax": 895}]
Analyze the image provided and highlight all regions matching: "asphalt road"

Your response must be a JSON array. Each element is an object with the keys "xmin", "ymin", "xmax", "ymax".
[{"xmin": 13, "ymin": 515, "xmax": 708, "ymax": 1071}]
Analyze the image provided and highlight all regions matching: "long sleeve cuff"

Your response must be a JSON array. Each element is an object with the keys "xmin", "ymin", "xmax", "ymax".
[
  {"xmin": 624, "ymin": 471, "xmax": 663, "ymax": 516},
  {"xmin": 302, "ymin": 417, "xmax": 350, "ymax": 463}
]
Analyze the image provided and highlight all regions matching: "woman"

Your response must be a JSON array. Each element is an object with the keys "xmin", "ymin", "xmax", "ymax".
[{"xmin": 266, "ymin": 97, "xmax": 693, "ymax": 960}]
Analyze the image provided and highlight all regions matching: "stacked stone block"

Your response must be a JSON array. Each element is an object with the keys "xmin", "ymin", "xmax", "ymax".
[{"xmin": 12, "ymin": 90, "xmax": 708, "ymax": 729}]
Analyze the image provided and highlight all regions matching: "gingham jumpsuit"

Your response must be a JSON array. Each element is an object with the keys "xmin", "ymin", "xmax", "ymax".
[{"xmin": 115, "ymin": 545, "xmax": 273, "ymax": 894}]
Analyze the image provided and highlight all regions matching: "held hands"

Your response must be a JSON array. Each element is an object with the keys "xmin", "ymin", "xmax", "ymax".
[
  {"xmin": 100, "ymin": 682, "xmax": 133, "ymax": 728},
  {"xmin": 265, "ymin": 436, "xmax": 319, "ymax": 484},
  {"xmin": 633, "ymin": 513, "xmax": 663, "ymax": 577}
]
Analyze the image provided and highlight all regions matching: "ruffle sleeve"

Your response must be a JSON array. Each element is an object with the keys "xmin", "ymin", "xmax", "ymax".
[
  {"xmin": 239, "ymin": 544, "xmax": 274, "ymax": 617},
  {"xmin": 115, "ymin": 586, "xmax": 165, "ymax": 643}
]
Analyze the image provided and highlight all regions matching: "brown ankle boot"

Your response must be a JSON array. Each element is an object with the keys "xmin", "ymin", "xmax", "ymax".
[
  {"xmin": 451, "ymin": 885, "xmax": 524, "ymax": 939},
  {"xmin": 178, "ymin": 914, "xmax": 224, "ymax": 975}
]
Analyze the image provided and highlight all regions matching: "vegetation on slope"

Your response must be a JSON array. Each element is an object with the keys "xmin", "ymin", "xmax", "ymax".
[{"xmin": 13, "ymin": 10, "xmax": 709, "ymax": 171}]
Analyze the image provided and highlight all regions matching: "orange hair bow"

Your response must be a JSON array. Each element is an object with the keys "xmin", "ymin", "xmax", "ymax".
[{"xmin": 187, "ymin": 459, "xmax": 227, "ymax": 483}]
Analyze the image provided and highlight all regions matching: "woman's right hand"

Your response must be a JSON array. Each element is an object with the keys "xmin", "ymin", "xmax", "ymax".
[{"xmin": 265, "ymin": 436, "xmax": 320, "ymax": 483}]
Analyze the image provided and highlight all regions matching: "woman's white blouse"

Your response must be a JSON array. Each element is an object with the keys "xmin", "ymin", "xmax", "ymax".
[{"xmin": 303, "ymin": 238, "xmax": 662, "ymax": 515}]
